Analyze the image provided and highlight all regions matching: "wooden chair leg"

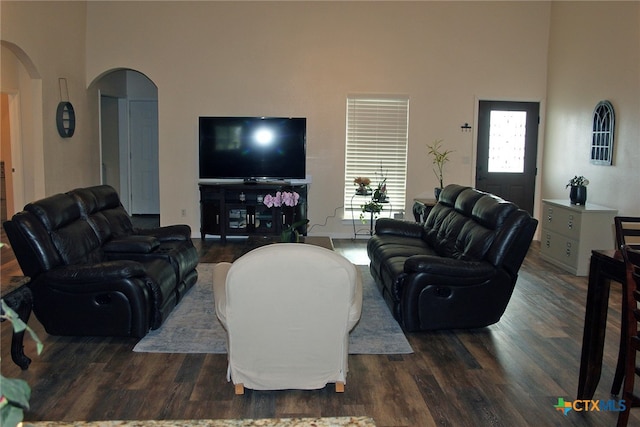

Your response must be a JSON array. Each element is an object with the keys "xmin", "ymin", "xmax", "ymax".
[
  {"xmin": 335, "ymin": 381, "xmax": 345, "ymax": 393},
  {"xmin": 613, "ymin": 296, "xmax": 629, "ymax": 395},
  {"xmin": 234, "ymin": 383, "xmax": 245, "ymax": 395}
]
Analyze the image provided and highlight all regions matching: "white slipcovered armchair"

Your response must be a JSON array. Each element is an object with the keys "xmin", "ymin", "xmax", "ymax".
[{"xmin": 212, "ymin": 243, "xmax": 363, "ymax": 394}]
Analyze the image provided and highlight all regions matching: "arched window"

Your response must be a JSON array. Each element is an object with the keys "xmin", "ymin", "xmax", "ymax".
[{"xmin": 590, "ymin": 100, "xmax": 615, "ymax": 165}]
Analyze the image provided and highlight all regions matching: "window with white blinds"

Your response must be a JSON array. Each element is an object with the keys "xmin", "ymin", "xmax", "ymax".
[{"xmin": 344, "ymin": 95, "xmax": 409, "ymax": 218}]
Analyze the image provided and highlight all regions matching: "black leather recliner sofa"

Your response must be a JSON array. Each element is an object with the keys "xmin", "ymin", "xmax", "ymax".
[
  {"xmin": 3, "ymin": 185, "xmax": 199, "ymax": 338},
  {"xmin": 367, "ymin": 184, "xmax": 538, "ymax": 332}
]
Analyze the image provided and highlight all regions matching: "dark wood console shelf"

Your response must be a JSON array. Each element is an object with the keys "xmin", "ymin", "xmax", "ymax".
[{"xmin": 199, "ymin": 183, "xmax": 308, "ymax": 241}]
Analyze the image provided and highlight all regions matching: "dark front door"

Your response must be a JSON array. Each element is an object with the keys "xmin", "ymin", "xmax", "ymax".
[{"xmin": 476, "ymin": 100, "xmax": 539, "ymax": 215}]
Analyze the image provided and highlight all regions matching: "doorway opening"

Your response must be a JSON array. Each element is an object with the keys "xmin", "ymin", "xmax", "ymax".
[
  {"xmin": 0, "ymin": 41, "xmax": 45, "ymax": 223},
  {"xmin": 475, "ymin": 100, "xmax": 539, "ymax": 215},
  {"xmin": 93, "ymin": 69, "xmax": 160, "ymax": 226}
]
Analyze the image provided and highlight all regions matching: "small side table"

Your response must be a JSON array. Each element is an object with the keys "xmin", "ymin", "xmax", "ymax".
[
  {"xmin": 413, "ymin": 198, "xmax": 437, "ymax": 223},
  {"xmin": 350, "ymin": 191, "xmax": 391, "ymax": 238},
  {"xmin": 1, "ymin": 276, "xmax": 33, "ymax": 370}
]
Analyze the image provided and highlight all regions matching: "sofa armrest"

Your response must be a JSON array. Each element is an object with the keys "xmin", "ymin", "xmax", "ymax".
[
  {"xmin": 348, "ymin": 264, "xmax": 364, "ymax": 332},
  {"xmin": 45, "ymin": 260, "xmax": 147, "ymax": 285},
  {"xmin": 212, "ymin": 262, "xmax": 232, "ymax": 328},
  {"xmin": 404, "ymin": 255, "xmax": 496, "ymax": 285},
  {"xmin": 374, "ymin": 218, "xmax": 424, "ymax": 238},
  {"xmin": 103, "ymin": 235, "xmax": 160, "ymax": 254},
  {"xmin": 135, "ymin": 224, "xmax": 192, "ymax": 242}
]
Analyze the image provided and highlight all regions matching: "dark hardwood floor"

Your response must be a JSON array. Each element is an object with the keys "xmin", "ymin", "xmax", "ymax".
[{"xmin": 1, "ymin": 237, "xmax": 638, "ymax": 426}]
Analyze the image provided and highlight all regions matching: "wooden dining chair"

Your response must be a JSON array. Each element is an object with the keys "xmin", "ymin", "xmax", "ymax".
[
  {"xmin": 612, "ymin": 217, "xmax": 640, "ymax": 395},
  {"xmin": 617, "ymin": 245, "xmax": 640, "ymax": 427},
  {"xmin": 615, "ymin": 217, "xmax": 640, "ymax": 250}
]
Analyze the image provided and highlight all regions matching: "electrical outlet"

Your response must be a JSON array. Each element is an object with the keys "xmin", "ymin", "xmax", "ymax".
[{"xmin": 181, "ymin": 209, "xmax": 187, "ymax": 217}]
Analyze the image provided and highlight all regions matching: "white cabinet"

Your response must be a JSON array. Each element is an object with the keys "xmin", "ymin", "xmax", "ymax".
[{"xmin": 540, "ymin": 199, "xmax": 617, "ymax": 276}]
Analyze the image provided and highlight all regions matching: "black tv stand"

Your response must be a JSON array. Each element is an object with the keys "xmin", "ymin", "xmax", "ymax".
[{"xmin": 199, "ymin": 182, "xmax": 308, "ymax": 241}]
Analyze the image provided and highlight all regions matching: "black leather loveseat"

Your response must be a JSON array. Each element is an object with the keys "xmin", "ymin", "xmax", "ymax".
[
  {"xmin": 3, "ymin": 185, "xmax": 199, "ymax": 338},
  {"xmin": 367, "ymin": 184, "xmax": 537, "ymax": 332}
]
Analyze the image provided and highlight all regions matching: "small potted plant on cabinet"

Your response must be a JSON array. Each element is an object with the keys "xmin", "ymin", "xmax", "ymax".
[{"xmin": 566, "ymin": 175, "xmax": 589, "ymax": 205}]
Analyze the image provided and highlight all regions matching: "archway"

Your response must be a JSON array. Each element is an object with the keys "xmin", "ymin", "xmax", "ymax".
[
  {"xmin": 0, "ymin": 40, "xmax": 45, "ymax": 217},
  {"xmin": 90, "ymin": 69, "xmax": 159, "ymax": 223}
]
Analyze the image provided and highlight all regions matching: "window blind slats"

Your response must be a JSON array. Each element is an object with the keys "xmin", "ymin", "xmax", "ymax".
[{"xmin": 344, "ymin": 96, "xmax": 409, "ymax": 218}]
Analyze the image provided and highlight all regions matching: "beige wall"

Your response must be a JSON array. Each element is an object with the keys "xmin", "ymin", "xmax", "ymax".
[
  {"xmin": 3, "ymin": 1, "xmax": 638, "ymax": 238},
  {"xmin": 0, "ymin": 43, "xmax": 46, "ymax": 208},
  {"xmin": 544, "ymin": 1, "xmax": 640, "ymax": 217},
  {"xmin": 1, "ymin": 1, "xmax": 96, "ymax": 197},
  {"xmin": 84, "ymin": 1, "xmax": 551, "ymax": 236}
]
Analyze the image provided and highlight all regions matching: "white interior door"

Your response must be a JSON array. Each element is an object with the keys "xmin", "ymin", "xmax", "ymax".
[
  {"xmin": 129, "ymin": 100, "xmax": 159, "ymax": 215},
  {"xmin": 100, "ymin": 95, "xmax": 120, "ymax": 191}
]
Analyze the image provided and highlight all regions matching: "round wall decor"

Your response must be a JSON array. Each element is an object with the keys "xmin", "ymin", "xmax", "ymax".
[{"xmin": 56, "ymin": 101, "xmax": 76, "ymax": 138}]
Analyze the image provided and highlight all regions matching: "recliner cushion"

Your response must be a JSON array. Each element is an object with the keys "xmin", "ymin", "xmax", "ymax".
[
  {"xmin": 51, "ymin": 219, "xmax": 104, "ymax": 266},
  {"xmin": 25, "ymin": 193, "xmax": 80, "ymax": 231},
  {"xmin": 454, "ymin": 188, "xmax": 485, "ymax": 216},
  {"xmin": 472, "ymin": 195, "xmax": 517, "ymax": 229},
  {"xmin": 453, "ymin": 221, "xmax": 495, "ymax": 261},
  {"xmin": 90, "ymin": 184, "xmax": 125, "ymax": 210},
  {"xmin": 71, "ymin": 185, "xmax": 134, "ymax": 237},
  {"xmin": 424, "ymin": 210, "xmax": 467, "ymax": 258},
  {"xmin": 3, "ymin": 211, "xmax": 63, "ymax": 276},
  {"xmin": 103, "ymin": 235, "xmax": 161, "ymax": 253},
  {"xmin": 69, "ymin": 187, "xmax": 113, "ymax": 243},
  {"xmin": 26, "ymin": 193, "xmax": 104, "ymax": 266},
  {"xmin": 437, "ymin": 184, "xmax": 468, "ymax": 207}
]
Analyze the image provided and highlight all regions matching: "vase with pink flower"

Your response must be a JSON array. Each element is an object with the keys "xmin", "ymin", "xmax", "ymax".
[{"xmin": 263, "ymin": 190, "xmax": 309, "ymax": 242}]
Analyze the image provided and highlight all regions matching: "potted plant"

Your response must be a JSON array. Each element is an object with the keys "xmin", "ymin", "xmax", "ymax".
[
  {"xmin": 359, "ymin": 165, "xmax": 388, "ymax": 222},
  {"xmin": 372, "ymin": 176, "xmax": 387, "ymax": 204},
  {"xmin": 427, "ymin": 139, "xmax": 454, "ymax": 199},
  {"xmin": 360, "ymin": 200, "xmax": 384, "ymax": 223},
  {"xmin": 1, "ymin": 300, "xmax": 43, "ymax": 427},
  {"xmin": 566, "ymin": 175, "xmax": 589, "ymax": 205},
  {"xmin": 353, "ymin": 177, "xmax": 371, "ymax": 195}
]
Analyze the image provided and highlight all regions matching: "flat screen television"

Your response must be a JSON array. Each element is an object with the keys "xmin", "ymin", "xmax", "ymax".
[{"xmin": 199, "ymin": 116, "xmax": 306, "ymax": 181}]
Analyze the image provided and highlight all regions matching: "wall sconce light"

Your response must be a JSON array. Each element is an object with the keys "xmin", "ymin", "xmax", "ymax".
[{"xmin": 460, "ymin": 123, "xmax": 472, "ymax": 132}]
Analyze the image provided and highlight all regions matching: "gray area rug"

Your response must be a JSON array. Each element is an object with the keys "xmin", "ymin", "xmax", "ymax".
[{"xmin": 133, "ymin": 264, "xmax": 413, "ymax": 354}]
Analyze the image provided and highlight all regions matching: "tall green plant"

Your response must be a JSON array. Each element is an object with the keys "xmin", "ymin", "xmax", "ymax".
[
  {"xmin": 426, "ymin": 139, "xmax": 454, "ymax": 189},
  {"xmin": 1, "ymin": 300, "xmax": 43, "ymax": 427}
]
